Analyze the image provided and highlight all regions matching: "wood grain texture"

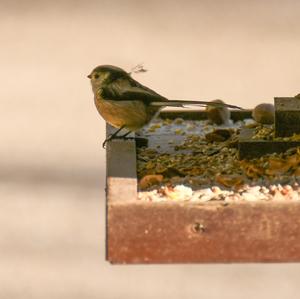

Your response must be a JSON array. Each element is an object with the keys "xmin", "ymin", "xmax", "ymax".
[
  {"xmin": 107, "ymin": 201, "xmax": 300, "ymax": 264},
  {"xmin": 106, "ymin": 124, "xmax": 137, "ymax": 203}
]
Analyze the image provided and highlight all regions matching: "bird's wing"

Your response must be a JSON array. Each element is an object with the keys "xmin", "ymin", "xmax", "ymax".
[
  {"xmin": 101, "ymin": 77, "xmax": 242, "ymax": 109},
  {"xmin": 101, "ymin": 77, "xmax": 168, "ymax": 104}
]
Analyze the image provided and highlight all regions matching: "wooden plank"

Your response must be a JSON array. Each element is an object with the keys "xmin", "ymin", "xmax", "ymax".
[
  {"xmin": 106, "ymin": 124, "xmax": 137, "ymax": 203},
  {"xmin": 107, "ymin": 201, "xmax": 300, "ymax": 264},
  {"xmin": 238, "ymin": 128, "xmax": 300, "ymax": 159}
]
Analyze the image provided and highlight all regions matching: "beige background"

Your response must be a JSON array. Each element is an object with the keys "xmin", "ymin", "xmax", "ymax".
[{"xmin": 1, "ymin": 0, "xmax": 300, "ymax": 298}]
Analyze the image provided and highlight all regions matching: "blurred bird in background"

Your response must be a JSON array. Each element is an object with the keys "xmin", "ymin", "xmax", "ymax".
[
  {"xmin": 252, "ymin": 103, "xmax": 275, "ymax": 125},
  {"xmin": 206, "ymin": 99, "xmax": 231, "ymax": 125},
  {"xmin": 88, "ymin": 65, "xmax": 241, "ymax": 147}
]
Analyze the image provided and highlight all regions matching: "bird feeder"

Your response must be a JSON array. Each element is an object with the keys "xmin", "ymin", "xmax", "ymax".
[{"xmin": 106, "ymin": 106, "xmax": 300, "ymax": 264}]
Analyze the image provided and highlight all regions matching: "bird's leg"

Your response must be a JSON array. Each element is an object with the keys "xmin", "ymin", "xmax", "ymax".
[
  {"xmin": 120, "ymin": 130, "xmax": 148, "ymax": 146},
  {"xmin": 102, "ymin": 126, "xmax": 125, "ymax": 148},
  {"xmin": 103, "ymin": 127, "xmax": 147, "ymax": 148},
  {"xmin": 119, "ymin": 130, "xmax": 132, "ymax": 138}
]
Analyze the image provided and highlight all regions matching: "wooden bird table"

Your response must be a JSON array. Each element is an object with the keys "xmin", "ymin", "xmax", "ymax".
[{"xmin": 106, "ymin": 108, "xmax": 300, "ymax": 264}]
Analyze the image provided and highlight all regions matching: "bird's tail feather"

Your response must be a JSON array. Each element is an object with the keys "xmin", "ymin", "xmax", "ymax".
[{"xmin": 150, "ymin": 100, "xmax": 242, "ymax": 109}]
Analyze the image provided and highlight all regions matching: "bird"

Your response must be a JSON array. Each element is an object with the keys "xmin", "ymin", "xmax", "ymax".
[
  {"xmin": 206, "ymin": 99, "xmax": 231, "ymax": 125},
  {"xmin": 252, "ymin": 103, "xmax": 275, "ymax": 125},
  {"xmin": 87, "ymin": 65, "xmax": 241, "ymax": 147}
]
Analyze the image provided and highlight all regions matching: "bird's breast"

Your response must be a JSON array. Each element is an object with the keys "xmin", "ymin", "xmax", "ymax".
[{"xmin": 94, "ymin": 96, "xmax": 157, "ymax": 131}]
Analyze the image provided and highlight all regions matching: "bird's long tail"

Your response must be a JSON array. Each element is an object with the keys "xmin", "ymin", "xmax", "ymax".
[{"xmin": 150, "ymin": 100, "xmax": 242, "ymax": 109}]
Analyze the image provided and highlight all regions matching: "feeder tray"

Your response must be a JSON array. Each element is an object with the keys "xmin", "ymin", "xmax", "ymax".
[{"xmin": 106, "ymin": 108, "xmax": 300, "ymax": 264}]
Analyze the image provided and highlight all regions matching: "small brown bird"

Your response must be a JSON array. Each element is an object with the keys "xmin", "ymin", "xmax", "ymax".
[
  {"xmin": 87, "ymin": 65, "xmax": 241, "ymax": 147},
  {"xmin": 252, "ymin": 103, "xmax": 275, "ymax": 125},
  {"xmin": 206, "ymin": 99, "xmax": 231, "ymax": 125}
]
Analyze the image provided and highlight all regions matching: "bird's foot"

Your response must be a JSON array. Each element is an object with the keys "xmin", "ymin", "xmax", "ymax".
[
  {"xmin": 102, "ymin": 135, "xmax": 148, "ymax": 148},
  {"xmin": 102, "ymin": 137, "xmax": 111, "ymax": 148},
  {"xmin": 102, "ymin": 135, "xmax": 135, "ymax": 148}
]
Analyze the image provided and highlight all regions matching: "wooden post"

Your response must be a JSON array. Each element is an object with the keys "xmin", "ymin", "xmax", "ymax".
[{"xmin": 275, "ymin": 97, "xmax": 300, "ymax": 137}]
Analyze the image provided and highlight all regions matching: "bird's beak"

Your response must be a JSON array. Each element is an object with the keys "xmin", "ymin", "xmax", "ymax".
[{"xmin": 87, "ymin": 74, "xmax": 92, "ymax": 79}]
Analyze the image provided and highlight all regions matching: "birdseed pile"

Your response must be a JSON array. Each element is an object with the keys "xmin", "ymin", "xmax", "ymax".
[{"xmin": 137, "ymin": 117, "xmax": 300, "ymax": 202}]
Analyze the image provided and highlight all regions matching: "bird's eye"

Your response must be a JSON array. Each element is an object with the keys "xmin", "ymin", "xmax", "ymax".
[{"xmin": 94, "ymin": 74, "xmax": 99, "ymax": 79}]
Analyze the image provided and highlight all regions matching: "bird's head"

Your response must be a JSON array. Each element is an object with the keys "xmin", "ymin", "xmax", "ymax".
[{"xmin": 87, "ymin": 65, "xmax": 129, "ymax": 92}]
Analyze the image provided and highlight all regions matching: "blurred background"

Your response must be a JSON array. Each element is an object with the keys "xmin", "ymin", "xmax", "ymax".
[{"xmin": 1, "ymin": 0, "xmax": 300, "ymax": 298}]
